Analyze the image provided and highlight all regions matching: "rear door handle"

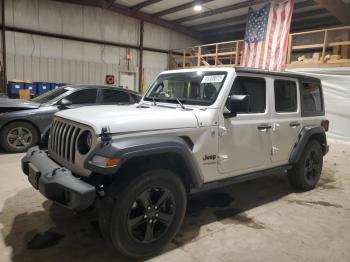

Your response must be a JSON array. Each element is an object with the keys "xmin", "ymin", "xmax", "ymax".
[
  {"xmin": 257, "ymin": 124, "xmax": 272, "ymax": 131},
  {"xmin": 289, "ymin": 122, "xmax": 301, "ymax": 127}
]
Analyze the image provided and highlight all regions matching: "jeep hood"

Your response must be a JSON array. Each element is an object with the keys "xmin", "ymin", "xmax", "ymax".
[{"xmin": 55, "ymin": 104, "xmax": 199, "ymax": 134}]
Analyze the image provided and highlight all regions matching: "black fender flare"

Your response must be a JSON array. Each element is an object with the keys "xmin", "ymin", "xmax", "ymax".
[
  {"xmin": 289, "ymin": 126, "xmax": 328, "ymax": 164},
  {"xmin": 85, "ymin": 135, "xmax": 204, "ymax": 188}
]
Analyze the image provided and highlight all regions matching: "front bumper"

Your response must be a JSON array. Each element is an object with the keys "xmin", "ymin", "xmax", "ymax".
[{"xmin": 22, "ymin": 147, "xmax": 96, "ymax": 211}]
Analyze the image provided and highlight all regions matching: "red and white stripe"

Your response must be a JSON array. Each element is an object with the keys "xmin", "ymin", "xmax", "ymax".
[{"xmin": 241, "ymin": 0, "xmax": 294, "ymax": 71}]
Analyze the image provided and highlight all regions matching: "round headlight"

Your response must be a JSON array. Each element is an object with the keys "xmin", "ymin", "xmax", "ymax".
[{"xmin": 77, "ymin": 130, "xmax": 92, "ymax": 155}]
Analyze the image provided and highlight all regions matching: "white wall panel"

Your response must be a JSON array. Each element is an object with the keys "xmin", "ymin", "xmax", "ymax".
[
  {"xmin": 23, "ymin": 56, "xmax": 32, "ymax": 80},
  {"xmin": 142, "ymin": 51, "xmax": 168, "ymax": 91},
  {"xmin": 38, "ymin": 0, "xmax": 62, "ymax": 34},
  {"xmin": 4, "ymin": 0, "xmax": 199, "ymax": 89},
  {"xmin": 143, "ymin": 22, "xmax": 199, "ymax": 50},
  {"xmin": 15, "ymin": 55, "xmax": 24, "ymax": 80},
  {"xmin": 48, "ymin": 58, "xmax": 55, "ymax": 82},
  {"xmin": 61, "ymin": 2, "xmax": 83, "ymax": 37},
  {"xmin": 54, "ymin": 59, "xmax": 62, "ymax": 83}
]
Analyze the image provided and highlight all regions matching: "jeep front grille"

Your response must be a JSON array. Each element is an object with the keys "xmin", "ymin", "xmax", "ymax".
[{"xmin": 49, "ymin": 118, "xmax": 81, "ymax": 163}]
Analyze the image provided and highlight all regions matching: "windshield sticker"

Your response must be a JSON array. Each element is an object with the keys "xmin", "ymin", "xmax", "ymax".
[{"xmin": 201, "ymin": 75, "xmax": 225, "ymax": 83}]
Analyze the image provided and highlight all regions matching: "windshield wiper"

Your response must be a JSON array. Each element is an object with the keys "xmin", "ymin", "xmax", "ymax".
[
  {"xmin": 176, "ymin": 98, "xmax": 185, "ymax": 109},
  {"xmin": 152, "ymin": 96, "xmax": 157, "ymax": 106}
]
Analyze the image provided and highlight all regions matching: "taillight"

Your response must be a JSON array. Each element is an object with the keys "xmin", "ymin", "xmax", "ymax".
[{"xmin": 321, "ymin": 120, "xmax": 329, "ymax": 132}]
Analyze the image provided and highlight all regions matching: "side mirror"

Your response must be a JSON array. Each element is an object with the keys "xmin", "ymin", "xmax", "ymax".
[
  {"xmin": 223, "ymin": 95, "xmax": 250, "ymax": 118},
  {"xmin": 57, "ymin": 98, "xmax": 72, "ymax": 108}
]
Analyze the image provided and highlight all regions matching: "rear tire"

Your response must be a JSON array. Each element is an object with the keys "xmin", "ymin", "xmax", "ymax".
[
  {"xmin": 288, "ymin": 140, "xmax": 323, "ymax": 190},
  {"xmin": 0, "ymin": 121, "xmax": 39, "ymax": 153},
  {"xmin": 99, "ymin": 169, "xmax": 186, "ymax": 259}
]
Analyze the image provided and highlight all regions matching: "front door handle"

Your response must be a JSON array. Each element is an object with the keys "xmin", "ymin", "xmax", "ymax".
[
  {"xmin": 257, "ymin": 124, "xmax": 272, "ymax": 131},
  {"xmin": 289, "ymin": 122, "xmax": 301, "ymax": 127}
]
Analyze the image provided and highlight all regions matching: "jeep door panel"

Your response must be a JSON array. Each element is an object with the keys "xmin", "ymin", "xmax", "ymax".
[
  {"xmin": 218, "ymin": 75, "xmax": 272, "ymax": 176},
  {"xmin": 269, "ymin": 77, "xmax": 301, "ymax": 164}
]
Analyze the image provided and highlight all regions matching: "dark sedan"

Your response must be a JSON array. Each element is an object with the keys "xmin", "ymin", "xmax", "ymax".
[{"xmin": 0, "ymin": 85, "xmax": 139, "ymax": 153}]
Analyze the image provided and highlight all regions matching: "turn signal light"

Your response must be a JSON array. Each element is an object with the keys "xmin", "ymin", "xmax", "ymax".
[
  {"xmin": 321, "ymin": 120, "xmax": 329, "ymax": 132},
  {"xmin": 106, "ymin": 158, "xmax": 122, "ymax": 167},
  {"xmin": 90, "ymin": 155, "xmax": 122, "ymax": 167}
]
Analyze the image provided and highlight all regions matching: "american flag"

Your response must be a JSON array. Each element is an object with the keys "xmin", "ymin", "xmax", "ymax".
[{"xmin": 241, "ymin": 0, "xmax": 294, "ymax": 71}]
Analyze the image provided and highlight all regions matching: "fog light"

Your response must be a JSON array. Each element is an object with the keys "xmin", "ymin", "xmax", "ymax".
[{"xmin": 90, "ymin": 155, "xmax": 122, "ymax": 167}]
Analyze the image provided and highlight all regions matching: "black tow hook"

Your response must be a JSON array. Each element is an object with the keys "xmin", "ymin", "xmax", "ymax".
[{"xmin": 100, "ymin": 127, "xmax": 112, "ymax": 147}]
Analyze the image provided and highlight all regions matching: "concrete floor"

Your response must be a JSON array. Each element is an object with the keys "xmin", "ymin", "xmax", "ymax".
[{"xmin": 0, "ymin": 139, "xmax": 350, "ymax": 262}]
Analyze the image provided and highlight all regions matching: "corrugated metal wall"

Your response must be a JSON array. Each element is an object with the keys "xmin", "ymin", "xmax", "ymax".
[{"xmin": 1, "ymin": 0, "xmax": 198, "ymax": 92}]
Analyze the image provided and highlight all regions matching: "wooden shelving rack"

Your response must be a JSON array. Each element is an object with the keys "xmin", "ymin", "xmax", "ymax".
[
  {"xmin": 287, "ymin": 25, "xmax": 350, "ymax": 68},
  {"xmin": 169, "ymin": 40, "xmax": 244, "ymax": 69},
  {"xmin": 169, "ymin": 25, "xmax": 350, "ymax": 70}
]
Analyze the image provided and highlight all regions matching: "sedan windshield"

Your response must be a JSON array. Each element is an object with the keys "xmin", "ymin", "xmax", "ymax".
[
  {"xmin": 144, "ymin": 71, "xmax": 227, "ymax": 106},
  {"xmin": 32, "ymin": 87, "xmax": 70, "ymax": 104}
]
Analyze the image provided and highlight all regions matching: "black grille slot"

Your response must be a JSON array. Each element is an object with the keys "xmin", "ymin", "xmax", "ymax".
[
  {"xmin": 48, "ymin": 118, "xmax": 82, "ymax": 164},
  {"xmin": 71, "ymin": 128, "xmax": 80, "ymax": 163}
]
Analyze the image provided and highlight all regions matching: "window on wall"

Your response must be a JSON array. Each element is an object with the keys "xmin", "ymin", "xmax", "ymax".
[
  {"xmin": 102, "ymin": 89, "xmax": 131, "ymax": 103},
  {"xmin": 301, "ymin": 82, "xmax": 323, "ymax": 115},
  {"xmin": 274, "ymin": 80, "xmax": 297, "ymax": 113},
  {"xmin": 65, "ymin": 89, "xmax": 97, "ymax": 104},
  {"xmin": 229, "ymin": 76, "xmax": 266, "ymax": 113}
]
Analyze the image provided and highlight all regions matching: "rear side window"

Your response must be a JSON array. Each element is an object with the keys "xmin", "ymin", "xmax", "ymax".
[
  {"xmin": 274, "ymin": 80, "xmax": 297, "ymax": 112},
  {"xmin": 102, "ymin": 89, "xmax": 131, "ymax": 103},
  {"xmin": 230, "ymin": 76, "xmax": 266, "ymax": 113},
  {"xmin": 301, "ymin": 82, "xmax": 323, "ymax": 115},
  {"xmin": 65, "ymin": 89, "xmax": 97, "ymax": 104}
]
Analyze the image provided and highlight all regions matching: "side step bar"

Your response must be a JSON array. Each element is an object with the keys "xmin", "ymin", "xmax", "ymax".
[{"xmin": 190, "ymin": 165, "xmax": 292, "ymax": 194}]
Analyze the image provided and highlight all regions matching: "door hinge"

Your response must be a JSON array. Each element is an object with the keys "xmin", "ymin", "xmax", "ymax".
[
  {"xmin": 272, "ymin": 123, "xmax": 280, "ymax": 132},
  {"xmin": 218, "ymin": 126, "xmax": 228, "ymax": 137},
  {"xmin": 217, "ymin": 154, "xmax": 229, "ymax": 164},
  {"xmin": 272, "ymin": 146, "xmax": 279, "ymax": 155}
]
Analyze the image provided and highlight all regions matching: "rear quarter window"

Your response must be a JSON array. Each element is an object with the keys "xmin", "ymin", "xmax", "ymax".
[{"xmin": 301, "ymin": 82, "xmax": 324, "ymax": 116}]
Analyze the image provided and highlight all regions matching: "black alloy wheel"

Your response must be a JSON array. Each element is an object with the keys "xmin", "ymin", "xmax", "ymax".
[
  {"xmin": 99, "ymin": 169, "xmax": 187, "ymax": 258},
  {"xmin": 127, "ymin": 187, "xmax": 175, "ymax": 243},
  {"xmin": 304, "ymin": 150, "xmax": 322, "ymax": 184},
  {"xmin": 288, "ymin": 140, "xmax": 323, "ymax": 190}
]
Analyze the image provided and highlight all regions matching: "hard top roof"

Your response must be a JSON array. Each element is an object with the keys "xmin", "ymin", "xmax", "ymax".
[{"xmin": 235, "ymin": 67, "xmax": 321, "ymax": 83}]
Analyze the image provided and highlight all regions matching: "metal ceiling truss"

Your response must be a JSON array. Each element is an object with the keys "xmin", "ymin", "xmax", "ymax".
[{"xmin": 52, "ymin": 0, "xmax": 343, "ymax": 43}]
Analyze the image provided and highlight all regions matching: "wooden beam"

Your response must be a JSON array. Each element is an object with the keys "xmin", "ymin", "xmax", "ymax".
[
  {"xmin": 153, "ymin": 0, "xmax": 215, "ymax": 17},
  {"xmin": 52, "ymin": 0, "xmax": 202, "ymax": 41},
  {"xmin": 131, "ymin": 0, "xmax": 163, "ymax": 11},
  {"xmin": 313, "ymin": 0, "xmax": 350, "ymax": 24}
]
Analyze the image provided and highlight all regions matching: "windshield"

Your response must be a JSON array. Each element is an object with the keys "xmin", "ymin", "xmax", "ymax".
[
  {"xmin": 32, "ymin": 87, "xmax": 70, "ymax": 104},
  {"xmin": 144, "ymin": 71, "xmax": 227, "ymax": 106}
]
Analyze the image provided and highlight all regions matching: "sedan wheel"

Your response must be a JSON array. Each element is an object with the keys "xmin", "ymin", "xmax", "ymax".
[
  {"xmin": 7, "ymin": 127, "xmax": 33, "ymax": 150},
  {"xmin": 0, "ymin": 121, "xmax": 39, "ymax": 153}
]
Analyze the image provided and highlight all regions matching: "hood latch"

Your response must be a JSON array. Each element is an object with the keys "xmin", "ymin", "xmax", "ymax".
[{"xmin": 100, "ymin": 127, "xmax": 112, "ymax": 147}]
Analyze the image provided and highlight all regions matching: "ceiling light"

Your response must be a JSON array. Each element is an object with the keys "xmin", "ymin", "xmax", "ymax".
[{"xmin": 193, "ymin": 4, "xmax": 203, "ymax": 11}]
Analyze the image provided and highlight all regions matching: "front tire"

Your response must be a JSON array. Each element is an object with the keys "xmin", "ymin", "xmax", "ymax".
[
  {"xmin": 0, "ymin": 121, "xmax": 39, "ymax": 153},
  {"xmin": 288, "ymin": 140, "xmax": 323, "ymax": 190},
  {"xmin": 99, "ymin": 169, "xmax": 187, "ymax": 258}
]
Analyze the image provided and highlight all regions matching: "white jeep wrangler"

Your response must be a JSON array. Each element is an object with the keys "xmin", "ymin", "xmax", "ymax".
[{"xmin": 22, "ymin": 67, "xmax": 329, "ymax": 258}]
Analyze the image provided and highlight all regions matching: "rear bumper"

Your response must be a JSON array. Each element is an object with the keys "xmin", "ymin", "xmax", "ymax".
[{"xmin": 22, "ymin": 147, "xmax": 96, "ymax": 211}]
